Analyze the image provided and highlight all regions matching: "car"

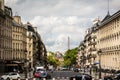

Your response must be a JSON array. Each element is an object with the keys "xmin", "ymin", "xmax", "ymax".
[
  {"xmin": 70, "ymin": 74, "xmax": 92, "ymax": 80},
  {"xmin": 61, "ymin": 67, "xmax": 68, "ymax": 70},
  {"xmin": 33, "ymin": 68, "xmax": 51, "ymax": 79},
  {"xmin": 103, "ymin": 76, "xmax": 113, "ymax": 80},
  {"xmin": 0, "ymin": 72, "xmax": 21, "ymax": 80},
  {"xmin": 114, "ymin": 73, "xmax": 120, "ymax": 80},
  {"xmin": 74, "ymin": 68, "xmax": 79, "ymax": 72}
]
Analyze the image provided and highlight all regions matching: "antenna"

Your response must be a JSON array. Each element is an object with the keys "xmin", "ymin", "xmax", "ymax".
[{"xmin": 107, "ymin": 0, "xmax": 110, "ymax": 14}]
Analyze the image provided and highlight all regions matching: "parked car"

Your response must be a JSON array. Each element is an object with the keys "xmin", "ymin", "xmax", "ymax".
[
  {"xmin": 114, "ymin": 73, "xmax": 120, "ymax": 80},
  {"xmin": 61, "ymin": 67, "xmax": 68, "ymax": 70},
  {"xmin": 0, "ymin": 72, "xmax": 21, "ymax": 80},
  {"xmin": 74, "ymin": 68, "xmax": 79, "ymax": 72},
  {"xmin": 70, "ymin": 74, "xmax": 92, "ymax": 80},
  {"xmin": 103, "ymin": 76, "xmax": 113, "ymax": 80},
  {"xmin": 33, "ymin": 68, "xmax": 51, "ymax": 79}
]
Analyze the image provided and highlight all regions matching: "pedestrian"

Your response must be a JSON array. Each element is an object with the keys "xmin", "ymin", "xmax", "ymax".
[
  {"xmin": 104, "ymin": 76, "xmax": 108, "ymax": 80},
  {"xmin": 82, "ymin": 74, "xmax": 85, "ymax": 80},
  {"xmin": 51, "ymin": 69, "xmax": 54, "ymax": 74}
]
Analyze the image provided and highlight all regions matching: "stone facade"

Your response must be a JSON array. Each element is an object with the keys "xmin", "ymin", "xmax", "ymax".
[
  {"xmin": 97, "ymin": 10, "xmax": 120, "ymax": 70},
  {"xmin": 25, "ymin": 22, "xmax": 47, "ymax": 68},
  {"xmin": 77, "ymin": 10, "xmax": 120, "ymax": 73},
  {"xmin": 0, "ymin": 0, "xmax": 47, "ymax": 73},
  {"xmin": 11, "ymin": 16, "xmax": 27, "ymax": 72},
  {"xmin": 0, "ymin": 0, "xmax": 13, "ymax": 72},
  {"xmin": 12, "ymin": 16, "xmax": 27, "ymax": 60}
]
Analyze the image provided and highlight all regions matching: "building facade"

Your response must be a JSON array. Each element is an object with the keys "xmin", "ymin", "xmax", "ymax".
[
  {"xmin": 0, "ymin": 0, "xmax": 47, "ymax": 73},
  {"xmin": 0, "ymin": 0, "xmax": 13, "ymax": 73},
  {"xmin": 97, "ymin": 10, "xmax": 120, "ymax": 71},
  {"xmin": 77, "ymin": 41, "xmax": 86, "ymax": 69},
  {"xmin": 26, "ymin": 22, "xmax": 47, "ymax": 68},
  {"xmin": 12, "ymin": 15, "xmax": 27, "ymax": 72},
  {"xmin": 77, "ymin": 26, "xmax": 97, "ymax": 74}
]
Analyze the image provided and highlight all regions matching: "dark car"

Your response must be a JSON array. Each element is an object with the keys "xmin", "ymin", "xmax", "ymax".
[
  {"xmin": 70, "ymin": 74, "xmax": 92, "ymax": 80},
  {"xmin": 74, "ymin": 68, "xmax": 79, "ymax": 72},
  {"xmin": 104, "ymin": 76, "xmax": 113, "ymax": 80},
  {"xmin": 114, "ymin": 73, "xmax": 120, "ymax": 80}
]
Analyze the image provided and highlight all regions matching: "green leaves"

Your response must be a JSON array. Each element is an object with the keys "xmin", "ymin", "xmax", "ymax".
[
  {"xmin": 47, "ymin": 52, "xmax": 60, "ymax": 68},
  {"xmin": 63, "ymin": 47, "xmax": 78, "ymax": 67}
]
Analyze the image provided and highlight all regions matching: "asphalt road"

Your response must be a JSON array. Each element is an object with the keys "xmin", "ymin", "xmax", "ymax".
[{"xmin": 49, "ymin": 70, "xmax": 80, "ymax": 78}]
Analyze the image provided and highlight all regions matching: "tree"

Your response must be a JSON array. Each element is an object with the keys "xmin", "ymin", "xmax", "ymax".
[
  {"xmin": 47, "ymin": 52, "xmax": 60, "ymax": 68},
  {"xmin": 63, "ymin": 47, "xmax": 78, "ymax": 67}
]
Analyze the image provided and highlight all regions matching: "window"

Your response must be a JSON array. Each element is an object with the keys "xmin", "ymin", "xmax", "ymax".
[
  {"xmin": 29, "ymin": 44, "xmax": 31, "ymax": 48},
  {"xmin": 0, "ymin": 1, "xmax": 1, "ymax": 9}
]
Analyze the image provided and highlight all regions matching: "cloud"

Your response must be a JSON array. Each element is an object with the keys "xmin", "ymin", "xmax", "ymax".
[
  {"xmin": 5, "ymin": 0, "xmax": 120, "ymax": 52},
  {"xmin": 30, "ymin": 16, "xmax": 87, "ymax": 52}
]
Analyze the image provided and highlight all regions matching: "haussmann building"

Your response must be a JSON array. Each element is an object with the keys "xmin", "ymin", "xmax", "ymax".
[{"xmin": 96, "ymin": 10, "xmax": 120, "ymax": 72}]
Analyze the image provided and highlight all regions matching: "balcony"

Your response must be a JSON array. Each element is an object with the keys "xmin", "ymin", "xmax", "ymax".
[
  {"xmin": 89, "ymin": 47, "xmax": 97, "ymax": 51},
  {"xmin": 91, "ymin": 35, "xmax": 96, "ymax": 39},
  {"xmin": 88, "ymin": 40, "xmax": 96, "ymax": 45}
]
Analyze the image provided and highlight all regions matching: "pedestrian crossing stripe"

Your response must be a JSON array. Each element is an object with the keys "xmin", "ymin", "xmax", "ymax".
[{"xmin": 33, "ymin": 77, "xmax": 70, "ymax": 80}]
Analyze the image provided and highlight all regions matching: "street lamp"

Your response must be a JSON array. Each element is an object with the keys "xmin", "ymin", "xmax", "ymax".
[
  {"xmin": 24, "ymin": 49, "xmax": 28, "ymax": 79},
  {"xmin": 98, "ymin": 49, "xmax": 102, "ymax": 79},
  {"xmin": 89, "ymin": 53, "xmax": 92, "ymax": 75}
]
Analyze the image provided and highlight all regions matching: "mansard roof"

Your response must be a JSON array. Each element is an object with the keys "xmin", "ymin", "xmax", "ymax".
[
  {"xmin": 102, "ymin": 11, "xmax": 111, "ymax": 22},
  {"xmin": 12, "ymin": 20, "xmax": 21, "ymax": 27},
  {"xmin": 12, "ymin": 20, "xmax": 25, "ymax": 28},
  {"xmin": 26, "ymin": 22, "xmax": 35, "ymax": 32},
  {"xmin": 98, "ymin": 10, "xmax": 120, "ymax": 29}
]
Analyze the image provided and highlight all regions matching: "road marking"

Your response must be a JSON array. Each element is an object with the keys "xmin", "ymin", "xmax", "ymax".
[{"xmin": 33, "ymin": 77, "xmax": 70, "ymax": 80}]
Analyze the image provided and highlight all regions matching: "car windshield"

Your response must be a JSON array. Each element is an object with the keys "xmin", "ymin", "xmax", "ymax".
[
  {"xmin": 36, "ymin": 69, "xmax": 45, "ymax": 72},
  {"xmin": 10, "ymin": 73, "xmax": 17, "ymax": 75}
]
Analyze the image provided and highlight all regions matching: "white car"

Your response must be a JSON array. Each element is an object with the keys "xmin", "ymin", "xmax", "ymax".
[{"xmin": 0, "ymin": 72, "xmax": 21, "ymax": 80}]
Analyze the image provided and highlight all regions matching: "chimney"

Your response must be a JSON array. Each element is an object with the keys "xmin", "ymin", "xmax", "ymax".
[
  {"xmin": 13, "ymin": 16, "xmax": 22, "ymax": 25},
  {"xmin": 34, "ymin": 27, "xmax": 37, "ymax": 32},
  {"xmin": 0, "ymin": 0, "xmax": 4, "ymax": 11}
]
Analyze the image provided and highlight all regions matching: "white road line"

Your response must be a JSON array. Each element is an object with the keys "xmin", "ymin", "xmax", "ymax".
[{"xmin": 33, "ymin": 77, "xmax": 70, "ymax": 80}]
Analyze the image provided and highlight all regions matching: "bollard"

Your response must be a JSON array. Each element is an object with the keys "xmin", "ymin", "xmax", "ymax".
[
  {"xmin": 18, "ymin": 78, "xmax": 21, "ymax": 80},
  {"xmin": 33, "ymin": 78, "xmax": 36, "ymax": 80},
  {"xmin": 52, "ymin": 78, "xmax": 55, "ymax": 80},
  {"xmin": 66, "ymin": 77, "xmax": 69, "ymax": 80},
  {"xmin": 73, "ymin": 78, "xmax": 76, "ymax": 80},
  {"xmin": 42, "ymin": 78, "xmax": 46, "ymax": 80},
  {"xmin": 26, "ymin": 78, "xmax": 28, "ymax": 80}
]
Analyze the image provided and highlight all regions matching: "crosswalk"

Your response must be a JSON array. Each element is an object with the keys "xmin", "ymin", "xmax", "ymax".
[
  {"xmin": 18, "ymin": 77, "xmax": 99, "ymax": 80},
  {"xmin": 33, "ymin": 77, "xmax": 70, "ymax": 80},
  {"xmin": 32, "ymin": 77, "xmax": 98, "ymax": 80}
]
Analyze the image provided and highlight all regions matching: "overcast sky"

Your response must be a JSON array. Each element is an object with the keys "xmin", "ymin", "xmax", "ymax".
[{"xmin": 5, "ymin": 0, "xmax": 120, "ymax": 53}]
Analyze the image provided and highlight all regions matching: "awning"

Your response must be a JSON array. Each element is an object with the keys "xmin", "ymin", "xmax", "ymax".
[
  {"xmin": 94, "ymin": 61, "xmax": 99, "ymax": 65},
  {"xmin": 6, "ymin": 64, "xmax": 18, "ymax": 66},
  {"xmin": 12, "ymin": 61, "xmax": 22, "ymax": 63}
]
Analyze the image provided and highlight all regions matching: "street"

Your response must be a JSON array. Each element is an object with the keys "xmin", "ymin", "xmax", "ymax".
[
  {"xmin": 27, "ymin": 70, "xmax": 100, "ymax": 80},
  {"xmin": 32, "ymin": 70, "xmax": 79, "ymax": 80},
  {"xmin": 51, "ymin": 70, "xmax": 79, "ymax": 78},
  {"xmin": 0, "ymin": 69, "xmax": 105, "ymax": 80}
]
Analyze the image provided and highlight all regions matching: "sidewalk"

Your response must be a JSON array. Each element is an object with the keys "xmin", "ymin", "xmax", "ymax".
[{"xmin": 20, "ymin": 71, "xmax": 33, "ymax": 80}]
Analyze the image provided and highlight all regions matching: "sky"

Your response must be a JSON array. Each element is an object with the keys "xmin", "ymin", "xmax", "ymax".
[{"xmin": 5, "ymin": 0, "xmax": 120, "ymax": 53}]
